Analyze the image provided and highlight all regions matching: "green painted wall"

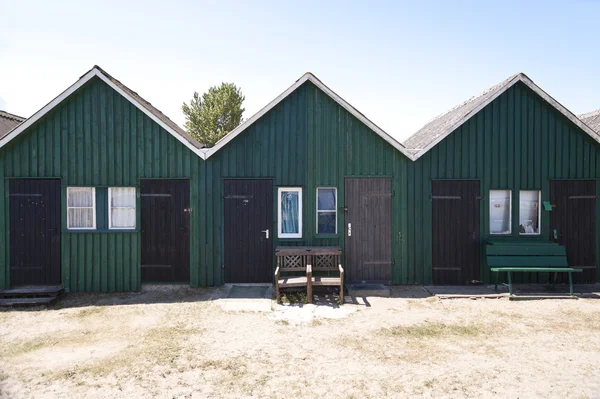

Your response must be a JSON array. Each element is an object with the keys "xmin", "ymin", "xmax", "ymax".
[
  {"xmin": 405, "ymin": 82, "xmax": 600, "ymax": 283},
  {"xmin": 202, "ymin": 81, "xmax": 408, "ymax": 284},
  {"xmin": 1, "ymin": 77, "xmax": 599, "ymax": 291},
  {"xmin": 0, "ymin": 77, "xmax": 205, "ymax": 291}
]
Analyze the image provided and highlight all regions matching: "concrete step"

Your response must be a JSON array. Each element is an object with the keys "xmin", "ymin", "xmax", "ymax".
[
  {"xmin": 0, "ymin": 286, "xmax": 63, "ymax": 298},
  {"xmin": 348, "ymin": 283, "xmax": 390, "ymax": 297},
  {"xmin": 0, "ymin": 296, "xmax": 57, "ymax": 307}
]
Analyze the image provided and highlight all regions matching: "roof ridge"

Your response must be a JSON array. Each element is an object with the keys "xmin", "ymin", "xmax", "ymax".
[
  {"xmin": 0, "ymin": 110, "xmax": 26, "ymax": 122},
  {"xmin": 403, "ymin": 73, "xmax": 521, "ymax": 149},
  {"xmin": 579, "ymin": 108, "xmax": 600, "ymax": 119},
  {"xmin": 92, "ymin": 66, "xmax": 187, "ymax": 134}
]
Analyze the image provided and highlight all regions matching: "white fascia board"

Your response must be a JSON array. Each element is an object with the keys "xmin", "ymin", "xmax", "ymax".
[
  {"xmin": 0, "ymin": 69, "xmax": 97, "ymax": 149},
  {"xmin": 203, "ymin": 73, "xmax": 413, "ymax": 160},
  {"xmin": 0, "ymin": 68, "xmax": 205, "ymax": 159},
  {"xmin": 410, "ymin": 74, "xmax": 600, "ymax": 161}
]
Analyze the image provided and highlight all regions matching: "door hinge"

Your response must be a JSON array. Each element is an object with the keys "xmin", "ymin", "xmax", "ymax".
[{"xmin": 184, "ymin": 208, "xmax": 192, "ymax": 213}]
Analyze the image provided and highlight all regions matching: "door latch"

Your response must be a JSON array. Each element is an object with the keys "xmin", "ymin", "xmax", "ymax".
[
  {"xmin": 261, "ymin": 229, "xmax": 269, "ymax": 239},
  {"xmin": 348, "ymin": 223, "xmax": 352, "ymax": 237}
]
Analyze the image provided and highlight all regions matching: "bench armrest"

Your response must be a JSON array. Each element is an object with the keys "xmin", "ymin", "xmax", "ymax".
[
  {"xmin": 306, "ymin": 264, "xmax": 312, "ymax": 275},
  {"xmin": 274, "ymin": 266, "xmax": 280, "ymax": 279},
  {"xmin": 339, "ymin": 264, "xmax": 344, "ymax": 278}
]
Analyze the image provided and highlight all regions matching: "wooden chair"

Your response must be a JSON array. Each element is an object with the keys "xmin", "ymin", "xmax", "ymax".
[
  {"xmin": 312, "ymin": 249, "xmax": 344, "ymax": 304},
  {"xmin": 274, "ymin": 249, "xmax": 312, "ymax": 303}
]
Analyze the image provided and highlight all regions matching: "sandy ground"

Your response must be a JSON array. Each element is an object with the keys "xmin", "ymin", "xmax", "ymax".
[{"xmin": 1, "ymin": 285, "xmax": 600, "ymax": 398}]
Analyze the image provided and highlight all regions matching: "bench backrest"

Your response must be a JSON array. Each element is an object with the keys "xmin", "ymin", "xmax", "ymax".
[
  {"xmin": 486, "ymin": 245, "xmax": 568, "ymax": 268},
  {"xmin": 276, "ymin": 249, "xmax": 311, "ymax": 273},
  {"xmin": 275, "ymin": 247, "xmax": 342, "ymax": 273}
]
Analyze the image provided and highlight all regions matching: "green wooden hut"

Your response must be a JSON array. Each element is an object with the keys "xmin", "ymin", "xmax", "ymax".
[{"xmin": 1, "ymin": 66, "xmax": 598, "ymax": 293}]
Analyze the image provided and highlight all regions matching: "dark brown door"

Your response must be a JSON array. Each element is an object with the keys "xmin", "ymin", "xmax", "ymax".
[
  {"xmin": 345, "ymin": 178, "xmax": 392, "ymax": 283},
  {"xmin": 141, "ymin": 180, "xmax": 190, "ymax": 283},
  {"xmin": 550, "ymin": 180, "xmax": 596, "ymax": 283},
  {"xmin": 224, "ymin": 179, "xmax": 273, "ymax": 283},
  {"xmin": 432, "ymin": 180, "xmax": 481, "ymax": 285},
  {"xmin": 9, "ymin": 179, "xmax": 61, "ymax": 286}
]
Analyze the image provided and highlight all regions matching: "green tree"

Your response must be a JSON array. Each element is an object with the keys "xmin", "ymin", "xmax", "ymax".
[{"xmin": 182, "ymin": 83, "xmax": 245, "ymax": 147}]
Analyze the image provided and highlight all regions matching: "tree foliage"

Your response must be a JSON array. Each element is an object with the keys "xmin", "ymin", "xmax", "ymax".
[{"xmin": 182, "ymin": 83, "xmax": 245, "ymax": 147}]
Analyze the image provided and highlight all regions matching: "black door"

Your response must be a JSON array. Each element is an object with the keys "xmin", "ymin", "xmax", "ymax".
[
  {"xmin": 550, "ymin": 180, "xmax": 596, "ymax": 283},
  {"xmin": 432, "ymin": 180, "xmax": 481, "ymax": 285},
  {"xmin": 141, "ymin": 180, "xmax": 190, "ymax": 283},
  {"xmin": 224, "ymin": 179, "xmax": 273, "ymax": 283},
  {"xmin": 10, "ymin": 179, "xmax": 61, "ymax": 286},
  {"xmin": 345, "ymin": 178, "xmax": 392, "ymax": 283}
]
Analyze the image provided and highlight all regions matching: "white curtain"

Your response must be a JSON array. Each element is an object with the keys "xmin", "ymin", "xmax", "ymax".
[
  {"xmin": 67, "ymin": 187, "xmax": 94, "ymax": 228},
  {"xmin": 110, "ymin": 187, "xmax": 136, "ymax": 228}
]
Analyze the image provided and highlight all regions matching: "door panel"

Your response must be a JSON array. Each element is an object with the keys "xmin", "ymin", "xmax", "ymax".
[
  {"xmin": 224, "ymin": 179, "xmax": 273, "ymax": 283},
  {"xmin": 550, "ymin": 180, "xmax": 596, "ymax": 283},
  {"xmin": 345, "ymin": 178, "xmax": 392, "ymax": 283},
  {"xmin": 10, "ymin": 179, "xmax": 61, "ymax": 286},
  {"xmin": 432, "ymin": 180, "xmax": 480, "ymax": 285},
  {"xmin": 141, "ymin": 180, "xmax": 190, "ymax": 283}
]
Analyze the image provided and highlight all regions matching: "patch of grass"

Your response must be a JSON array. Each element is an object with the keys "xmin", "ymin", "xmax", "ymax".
[
  {"xmin": 68, "ymin": 307, "xmax": 105, "ymax": 319},
  {"xmin": 276, "ymin": 319, "xmax": 290, "ymax": 326},
  {"xmin": 380, "ymin": 322, "xmax": 483, "ymax": 339},
  {"xmin": 278, "ymin": 291, "xmax": 308, "ymax": 305},
  {"xmin": 57, "ymin": 323, "xmax": 205, "ymax": 379}
]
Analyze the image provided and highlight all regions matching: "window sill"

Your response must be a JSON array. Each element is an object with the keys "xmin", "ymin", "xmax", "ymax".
[
  {"xmin": 277, "ymin": 237, "xmax": 304, "ymax": 242},
  {"xmin": 315, "ymin": 234, "xmax": 339, "ymax": 239},
  {"xmin": 63, "ymin": 229, "xmax": 139, "ymax": 233}
]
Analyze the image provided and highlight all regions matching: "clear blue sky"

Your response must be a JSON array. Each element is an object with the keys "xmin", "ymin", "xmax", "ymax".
[{"xmin": 1, "ymin": 0, "xmax": 599, "ymax": 141}]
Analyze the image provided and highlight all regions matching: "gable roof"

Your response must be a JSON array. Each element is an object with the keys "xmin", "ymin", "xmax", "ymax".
[
  {"xmin": 201, "ymin": 72, "xmax": 412, "ymax": 160},
  {"xmin": 0, "ymin": 111, "xmax": 25, "ymax": 139},
  {"xmin": 0, "ymin": 66, "xmax": 204, "ymax": 155},
  {"xmin": 579, "ymin": 109, "xmax": 600, "ymax": 134},
  {"xmin": 403, "ymin": 73, "xmax": 600, "ymax": 160}
]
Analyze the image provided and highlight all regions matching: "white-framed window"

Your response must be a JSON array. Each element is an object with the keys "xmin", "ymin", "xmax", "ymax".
[
  {"xmin": 316, "ymin": 187, "xmax": 337, "ymax": 234},
  {"xmin": 490, "ymin": 190, "xmax": 511, "ymax": 234},
  {"xmin": 278, "ymin": 187, "xmax": 302, "ymax": 238},
  {"xmin": 67, "ymin": 187, "xmax": 96, "ymax": 229},
  {"xmin": 519, "ymin": 190, "xmax": 541, "ymax": 235},
  {"xmin": 109, "ymin": 187, "xmax": 137, "ymax": 229}
]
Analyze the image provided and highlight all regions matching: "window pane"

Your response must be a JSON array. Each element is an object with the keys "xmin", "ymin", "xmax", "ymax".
[
  {"xmin": 318, "ymin": 212, "xmax": 336, "ymax": 234},
  {"xmin": 111, "ymin": 208, "xmax": 136, "ymax": 228},
  {"xmin": 68, "ymin": 187, "xmax": 93, "ymax": 207},
  {"xmin": 490, "ymin": 190, "xmax": 511, "ymax": 234},
  {"xmin": 111, "ymin": 187, "xmax": 136, "ymax": 207},
  {"xmin": 520, "ymin": 190, "xmax": 540, "ymax": 234},
  {"xmin": 281, "ymin": 191, "xmax": 299, "ymax": 234},
  {"xmin": 317, "ymin": 188, "xmax": 336, "ymax": 211},
  {"xmin": 68, "ymin": 208, "xmax": 94, "ymax": 228}
]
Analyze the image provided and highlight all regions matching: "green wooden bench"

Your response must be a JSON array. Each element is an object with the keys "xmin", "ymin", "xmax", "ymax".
[{"xmin": 486, "ymin": 244, "xmax": 582, "ymax": 296}]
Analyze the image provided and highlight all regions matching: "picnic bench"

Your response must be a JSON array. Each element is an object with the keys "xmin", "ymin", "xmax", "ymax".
[
  {"xmin": 486, "ymin": 242, "xmax": 582, "ymax": 296},
  {"xmin": 275, "ymin": 246, "xmax": 344, "ymax": 304}
]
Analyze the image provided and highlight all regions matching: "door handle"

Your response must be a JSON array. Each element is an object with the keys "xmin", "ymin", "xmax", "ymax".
[
  {"xmin": 348, "ymin": 223, "xmax": 351, "ymax": 237},
  {"xmin": 261, "ymin": 229, "xmax": 269, "ymax": 239}
]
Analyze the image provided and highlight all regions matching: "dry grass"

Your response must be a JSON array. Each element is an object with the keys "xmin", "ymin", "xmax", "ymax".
[
  {"xmin": 379, "ymin": 321, "xmax": 484, "ymax": 339},
  {"xmin": 1, "ymin": 289, "xmax": 600, "ymax": 398}
]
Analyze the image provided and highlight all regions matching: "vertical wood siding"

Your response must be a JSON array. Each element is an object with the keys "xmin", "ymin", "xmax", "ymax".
[
  {"xmin": 2, "ymin": 78, "xmax": 599, "ymax": 290},
  {"xmin": 205, "ymin": 82, "xmax": 408, "ymax": 284},
  {"xmin": 0, "ymin": 77, "xmax": 205, "ymax": 291},
  {"xmin": 407, "ymin": 82, "xmax": 600, "ymax": 283}
]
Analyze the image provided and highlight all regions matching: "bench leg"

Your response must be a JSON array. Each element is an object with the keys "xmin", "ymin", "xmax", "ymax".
[
  {"xmin": 275, "ymin": 283, "xmax": 280, "ymax": 304},
  {"xmin": 307, "ymin": 282, "xmax": 313, "ymax": 304},
  {"xmin": 507, "ymin": 271, "xmax": 513, "ymax": 296},
  {"xmin": 494, "ymin": 271, "xmax": 498, "ymax": 292},
  {"xmin": 339, "ymin": 282, "xmax": 344, "ymax": 306},
  {"xmin": 569, "ymin": 272, "xmax": 573, "ymax": 297}
]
